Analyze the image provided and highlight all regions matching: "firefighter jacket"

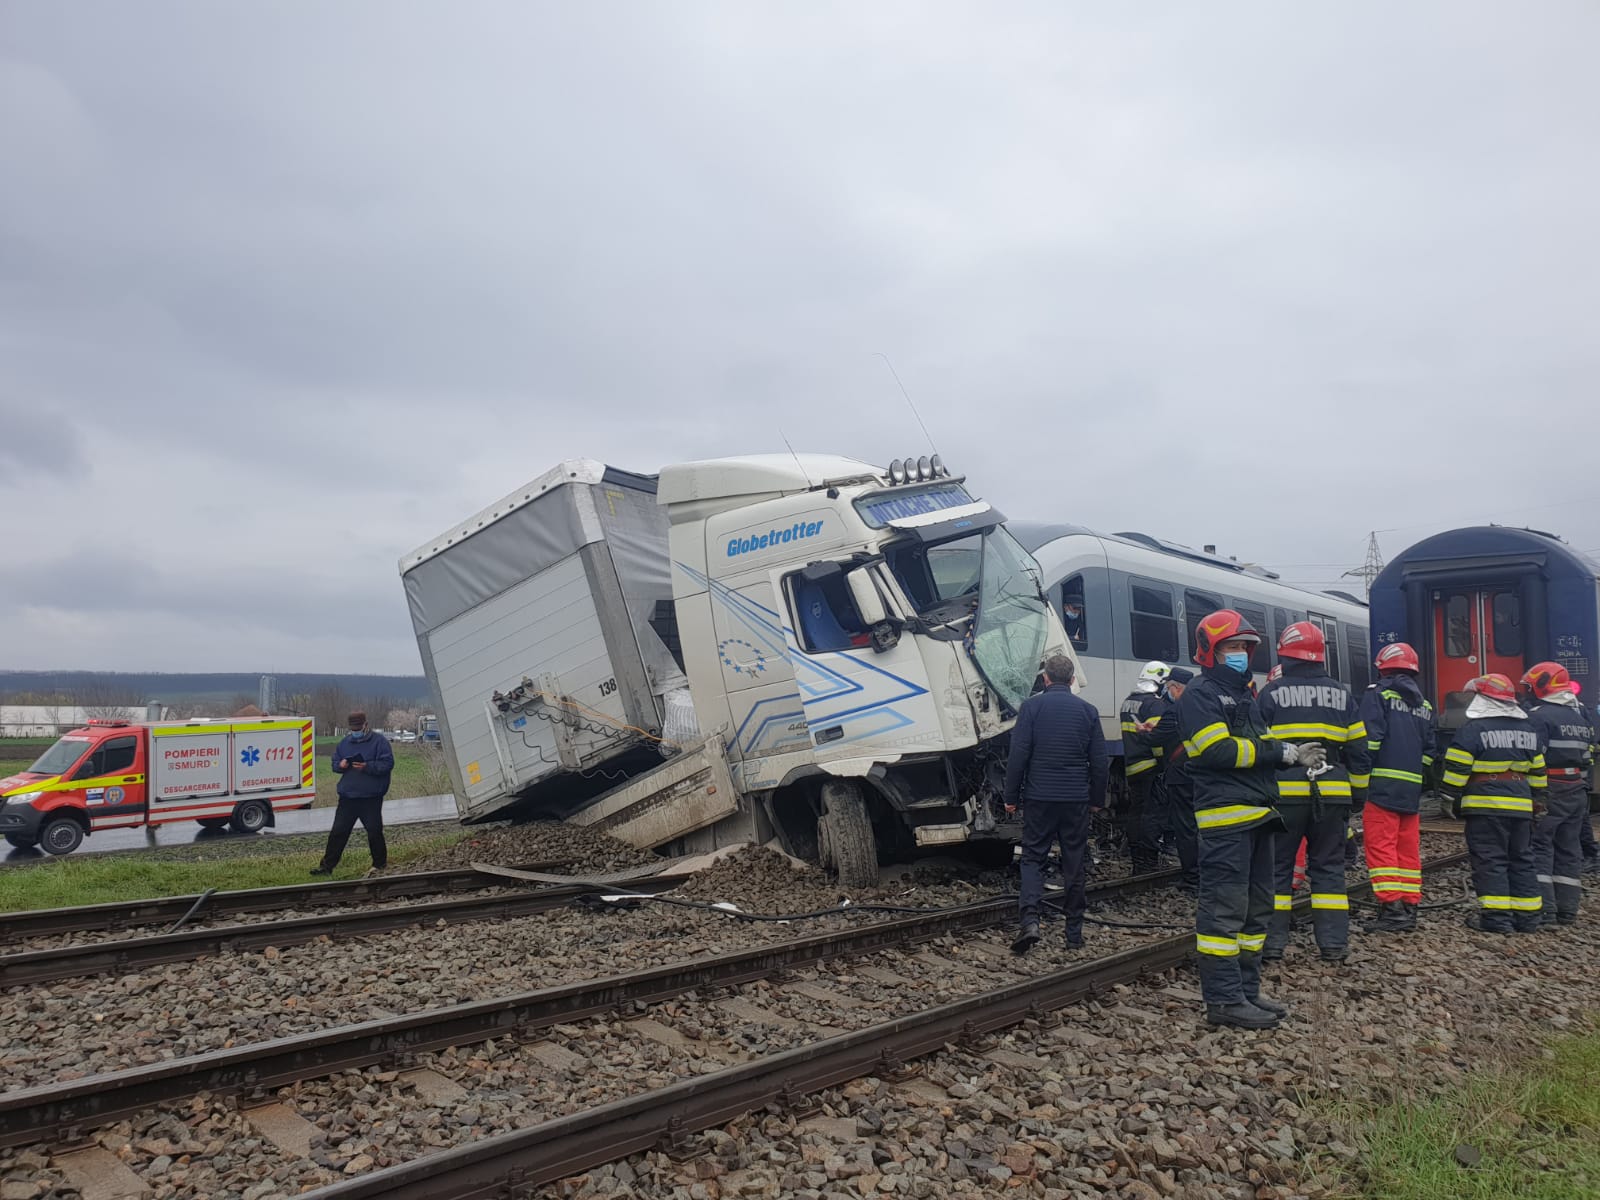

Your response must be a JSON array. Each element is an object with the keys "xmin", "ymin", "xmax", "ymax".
[
  {"xmin": 1440, "ymin": 706, "xmax": 1546, "ymax": 818},
  {"xmin": 1149, "ymin": 695, "xmax": 1190, "ymax": 800},
  {"xmin": 1119, "ymin": 687, "xmax": 1168, "ymax": 779},
  {"xmin": 1524, "ymin": 693, "xmax": 1597, "ymax": 786},
  {"xmin": 1257, "ymin": 661, "xmax": 1370, "ymax": 808},
  {"xmin": 1357, "ymin": 672, "xmax": 1436, "ymax": 814},
  {"xmin": 1175, "ymin": 665, "xmax": 1289, "ymax": 833}
]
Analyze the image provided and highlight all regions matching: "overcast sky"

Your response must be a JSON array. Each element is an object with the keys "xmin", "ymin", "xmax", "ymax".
[{"xmin": 4, "ymin": 2, "xmax": 1598, "ymax": 675}]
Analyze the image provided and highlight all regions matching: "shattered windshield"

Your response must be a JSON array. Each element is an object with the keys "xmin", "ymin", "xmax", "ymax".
[
  {"xmin": 27, "ymin": 736, "xmax": 90, "ymax": 777},
  {"xmin": 969, "ymin": 528, "xmax": 1051, "ymax": 712}
]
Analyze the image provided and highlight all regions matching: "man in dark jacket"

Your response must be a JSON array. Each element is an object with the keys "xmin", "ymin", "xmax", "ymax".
[
  {"xmin": 1179, "ymin": 610, "xmax": 1324, "ymax": 1030},
  {"xmin": 1006, "ymin": 655, "xmax": 1108, "ymax": 953},
  {"xmin": 312, "ymin": 711, "xmax": 395, "ymax": 876}
]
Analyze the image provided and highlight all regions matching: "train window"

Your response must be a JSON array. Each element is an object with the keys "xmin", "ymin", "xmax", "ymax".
[
  {"xmin": 1129, "ymin": 578, "xmax": 1179, "ymax": 662},
  {"xmin": 1184, "ymin": 589, "xmax": 1224, "ymax": 663},
  {"xmin": 1308, "ymin": 614, "xmax": 1342, "ymax": 682},
  {"xmin": 1061, "ymin": 575, "xmax": 1088, "ymax": 651},
  {"xmin": 1272, "ymin": 608, "xmax": 1292, "ymax": 648},
  {"xmin": 1444, "ymin": 594, "xmax": 1472, "ymax": 657},
  {"xmin": 1345, "ymin": 626, "xmax": 1371, "ymax": 691},
  {"xmin": 1232, "ymin": 602, "xmax": 1272, "ymax": 673},
  {"xmin": 1492, "ymin": 593, "xmax": 1522, "ymax": 656}
]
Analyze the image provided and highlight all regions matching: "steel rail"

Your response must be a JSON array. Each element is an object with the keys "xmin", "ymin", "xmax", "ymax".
[
  {"xmin": 0, "ymin": 876, "xmax": 685, "ymax": 989},
  {"xmin": 0, "ymin": 867, "xmax": 1180, "ymax": 1147},
  {"xmin": 303, "ymin": 848, "xmax": 1474, "ymax": 1200},
  {"xmin": 0, "ymin": 863, "xmax": 570, "ymax": 941}
]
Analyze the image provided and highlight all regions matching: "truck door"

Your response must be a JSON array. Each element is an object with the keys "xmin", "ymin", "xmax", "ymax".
[
  {"xmin": 71, "ymin": 733, "xmax": 147, "ymax": 829},
  {"xmin": 1432, "ymin": 587, "xmax": 1525, "ymax": 708}
]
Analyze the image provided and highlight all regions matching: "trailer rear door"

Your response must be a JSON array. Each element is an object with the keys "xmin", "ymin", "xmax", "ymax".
[{"xmin": 1432, "ymin": 587, "xmax": 1525, "ymax": 707}]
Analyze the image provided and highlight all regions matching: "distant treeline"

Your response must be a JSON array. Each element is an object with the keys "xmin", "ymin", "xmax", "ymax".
[{"xmin": 0, "ymin": 671, "xmax": 431, "ymax": 706}]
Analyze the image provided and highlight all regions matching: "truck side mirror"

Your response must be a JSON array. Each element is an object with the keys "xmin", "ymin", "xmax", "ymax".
[{"xmin": 847, "ymin": 568, "xmax": 888, "ymax": 627}]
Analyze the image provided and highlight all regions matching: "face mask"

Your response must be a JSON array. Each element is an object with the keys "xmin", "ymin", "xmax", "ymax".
[
  {"xmin": 349, "ymin": 729, "xmax": 369, "ymax": 740},
  {"xmin": 1222, "ymin": 652, "xmax": 1251, "ymax": 676}
]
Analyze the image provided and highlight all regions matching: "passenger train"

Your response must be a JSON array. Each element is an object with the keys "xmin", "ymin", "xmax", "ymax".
[
  {"xmin": 1369, "ymin": 525, "xmax": 1600, "ymax": 734},
  {"xmin": 1010, "ymin": 524, "xmax": 1370, "ymax": 762}
]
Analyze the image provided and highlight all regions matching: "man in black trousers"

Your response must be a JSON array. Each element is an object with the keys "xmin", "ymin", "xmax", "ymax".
[
  {"xmin": 1006, "ymin": 654, "xmax": 1109, "ymax": 952},
  {"xmin": 312, "ymin": 711, "xmax": 394, "ymax": 876}
]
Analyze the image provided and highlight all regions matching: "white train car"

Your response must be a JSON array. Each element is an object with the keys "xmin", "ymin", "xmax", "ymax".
[{"xmin": 1010, "ymin": 524, "xmax": 1370, "ymax": 758}]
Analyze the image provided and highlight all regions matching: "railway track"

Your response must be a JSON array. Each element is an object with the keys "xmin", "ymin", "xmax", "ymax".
[
  {"xmin": 302, "ymin": 851, "xmax": 1474, "ymax": 1200},
  {"xmin": 0, "ymin": 861, "xmax": 572, "ymax": 941},
  {"xmin": 0, "ymin": 866, "xmax": 1185, "ymax": 1150}
]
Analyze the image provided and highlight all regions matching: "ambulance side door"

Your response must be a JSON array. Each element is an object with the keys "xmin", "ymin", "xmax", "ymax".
[{"xmin": 72, "ymin": 734, "xmax": 148, "ymax": 828}]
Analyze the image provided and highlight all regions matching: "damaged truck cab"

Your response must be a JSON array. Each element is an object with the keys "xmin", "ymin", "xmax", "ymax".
[{"xmin": 660, "ymin": 454, "xmax": 1077, "ymax": 875}]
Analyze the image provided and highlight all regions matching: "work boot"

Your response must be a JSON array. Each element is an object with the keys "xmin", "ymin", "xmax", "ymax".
[
  {"xmin": 1011, "ymin": 921, "xmax": 1041, "ymax": 955},
  {"xmin": 1583, "ymin": 854, "xmax": 1600, "ymax": 876},
  {"xmin": 1396, "ymin": 903, "xmax": 1418, "ymax": 931},
  {"xmin": 1248, "ymin": 993, "xmax": 1291, "ymax": 1017},
  {"xmin": 1260, "ymin": 945, "xmax": 1285, "ymax": 962},
  {"xmin": 1463, "ymin": 912, "xmax": 1511, "ymax": 935},
  {"xmin": 1205, "ymin": 1003, "xmax": 1281, "ymax": 1030},
  {"xmin": 1557, "ymin": 913, "xmax": 1578, "ymax": 926},
  {"xmin": 1319, "ymin": 946, "xmax": 1348, "ymax": 963},
  {"xmin": 309, "ymin": 866, "xmax": 333, "ymax": 877},
  {"xmin": 1366, "ymin": 900, "xmax": 1410, "ymax": 933},
  {"xmin": 1064, "ymin": 924, "xmax": 1085, "ymax": 949}
]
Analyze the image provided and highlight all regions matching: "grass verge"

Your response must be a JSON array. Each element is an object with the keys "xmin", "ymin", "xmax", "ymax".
[
  {"xmin": 0, "ymin": 827, "xmax": 471, "ymax": 911},
  {"xmin": 1339, "ymin": 1018, "xmax": 1600, "ymax": 1199}
]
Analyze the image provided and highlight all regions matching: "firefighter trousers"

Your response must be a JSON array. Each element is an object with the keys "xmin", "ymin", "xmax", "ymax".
[
  {"xmin": 1532, "ymin": 782, "xmax": 1587, "ymax": 921},
  {"xmin": 1194, "ymin": 822, "xmax": 1276, "ymax": 1007},
  {"xmin": 1266, "ymin": 806, "xmax": 1348, "ymax": 954},
  {"xmin": 1465, "ymin": 813, "xmax": 1540, "ymax": 932},
  {"xmin": 1363, "ymin": 804, "xmax": 1422, "ymax": 906},
  {"xmin": 1121, "ymin": 772, "xmax": 1162, "ymax": 872}
]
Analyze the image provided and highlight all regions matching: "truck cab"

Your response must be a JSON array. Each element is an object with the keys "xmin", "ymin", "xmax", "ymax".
[
  {"xmin": 661, "ymin": 453, "xmax": 1076, "ymax": 874},
  {"xmin": 0, "ymin": 717, "xmax": 317, "ymax": 855}
]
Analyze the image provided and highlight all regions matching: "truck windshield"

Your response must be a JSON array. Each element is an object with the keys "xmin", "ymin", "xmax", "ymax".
[
  {"xmin": 968, "ymin": 527, "xmax": 1051, "ymax": 712},
  {"xmin": 27, "ymin": 736, "xmax": 91, "ymax": 777},
  {"xmin": 885, "ymin": 527, "xmax": 1051, "ymax": 712}
]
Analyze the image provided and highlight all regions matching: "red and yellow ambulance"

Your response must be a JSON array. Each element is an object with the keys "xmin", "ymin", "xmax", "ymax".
[{"xmin": 0, "ymin": 717, "xmax": 316, "ymax": 855}]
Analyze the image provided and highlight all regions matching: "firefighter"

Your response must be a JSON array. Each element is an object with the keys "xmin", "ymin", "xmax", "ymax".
[
  {"xmin": 1119, "ymin": 662, "xmax": 1171, "ymax": 874},
  {"xmin": 1258, "ymin": 622, "xmax": 1370, "ymax": 962},
  {"xmin": 1178, "ymin": 610, "xmax": 1323, "ymax": 1030},
  {"xmin": 1150, "ymin": 667, "xmax": 1197, "ymax": 890},
  {"xmin": 1522, "ymin": 662, "xmax": 1595, "ymax": 925},
  {"xmin": 1359, "ymin": 642, "xmax": 1436, "ymax": 932},
  {"xmin": 1441, "ymin": 674, "xmax": 1546, "ymax": 934}
]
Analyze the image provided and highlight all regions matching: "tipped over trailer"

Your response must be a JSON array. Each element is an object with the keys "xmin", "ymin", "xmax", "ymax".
[{"xmin": 400, "ymin": 454, "xmax": 1078, "ymax": 885}]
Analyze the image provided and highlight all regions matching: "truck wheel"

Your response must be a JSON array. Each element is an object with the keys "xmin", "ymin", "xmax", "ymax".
[
  {"xmin": 40, "ymin": 818, "xmax": 84, "ymax": 856},
  {"xmin": 818, "ymin": 780, "xmax": 878, "ymax": 889},
  {"xmin": 4, "ymin": 834, "xmax": 38, "ymax": 850},
  {"xmin": 195, "ymin": 817, "xmax": 231, "ymax": 831},
  {"xmin": 231, "ymin": 800, "xmax": 270, "ymax": 834}
]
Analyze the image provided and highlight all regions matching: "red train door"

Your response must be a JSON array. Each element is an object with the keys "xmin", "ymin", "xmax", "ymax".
[{"xmin": 1432, "ymin": 588, "xmax": 1525, "ymax": 703}]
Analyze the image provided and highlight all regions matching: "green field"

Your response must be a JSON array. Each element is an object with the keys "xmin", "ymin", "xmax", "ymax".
[
  {"xmin": 1335, "ymin": 1019, "xmax": 1600, "ymax": 1199},
  {"xmin": 0, "ymin": 740, "xmax": 452, "ymax": 809}
]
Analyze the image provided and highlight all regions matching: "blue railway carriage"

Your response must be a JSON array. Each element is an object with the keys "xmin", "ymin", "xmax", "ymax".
[
  {"xmin": 1011, "ymin": 524, "xmax": 1370, "ymax": 761},
  {"xmin": 1369, "ymin": 525, "xmax": 1600, "ymax": 738}
]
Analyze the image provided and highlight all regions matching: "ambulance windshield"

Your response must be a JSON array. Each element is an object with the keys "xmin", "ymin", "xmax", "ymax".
[{"xmin": 28, "ymin": 736, "xmax": 91, "ymax": 777}]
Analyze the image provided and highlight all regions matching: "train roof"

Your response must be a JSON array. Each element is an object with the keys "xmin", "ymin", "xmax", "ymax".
[
  {"xmin": 1376, "ymin": 525, "xmax": 1600, "ymax": 587},
  {"xmin": 1011, "ymin": 521, "xmax": 1367, "ymax": 612}
]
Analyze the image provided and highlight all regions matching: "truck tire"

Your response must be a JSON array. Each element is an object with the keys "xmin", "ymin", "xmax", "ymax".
[
  {"xmin": 195, "ymin": 817, "xmax": 231, "ymax": 831},
  {"xmin": 818, "ymin": 780, "xmax": 878, "ymax": 889},
  {"xmin": 4, "ymin": 834, "xmax": 37, "ymax": 850},
  {"xmin": 40, "ymin": 818, "xmax": 84, "ymax": 856},
  {"xmin": 231, "ymin": 800, "xmax": 270, "ymax": 834}
]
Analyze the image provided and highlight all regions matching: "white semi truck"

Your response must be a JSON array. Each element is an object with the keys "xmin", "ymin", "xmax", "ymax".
[{"xmin": 399, "ymin": 454, "xmax": 1077, "ymax": 885}]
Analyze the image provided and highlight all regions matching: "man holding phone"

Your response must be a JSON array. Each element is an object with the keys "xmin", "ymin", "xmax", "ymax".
[{"xmin": 312, "ymin": 711, "xmax": 395, "ymax": 876}]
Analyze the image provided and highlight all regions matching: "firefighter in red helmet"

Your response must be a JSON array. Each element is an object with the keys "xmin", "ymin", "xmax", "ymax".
[
  {"xmin": 1521, "ymin": 661, "xmax": 1595, "ymax": 925},
  {"xmin": 1176, "ymin": 610, "xmax": 1324, "ymax": 1029},
  {"xmin": 1258, "ymin": 622, "xmax": 1371, "ymax": 962},
  {"xmin": 1359, "ymin": 642, "xmax": 1436, "ymax": 932},
  {"xmin": 1441, "ymin": 674, "xmax": 1547, "ymax": 933}
]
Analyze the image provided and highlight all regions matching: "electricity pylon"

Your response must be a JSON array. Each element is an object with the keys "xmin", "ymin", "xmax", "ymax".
[{"xmin": 1343, "ymin": 532, "xmax": 1385, "ymax": 598}]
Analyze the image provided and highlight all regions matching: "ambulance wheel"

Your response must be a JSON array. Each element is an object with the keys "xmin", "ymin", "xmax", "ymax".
[
  {"xmin": 40, "ymin": 818, "xmax": 84, "ymax": 856},
  {"xmin": 231, "ymin": 800, "xmax": 270, "ymax": 834},
  {"xmin": 4, "ymin": 834, "xmax": 37, "ymax": 850},
  {"xmin": 195, "ymin": 818, "xmax": 231, "ymax": 831},
  {"xmin": 818, "ymin": 780, "xmax": 878, "ymax": 889}
]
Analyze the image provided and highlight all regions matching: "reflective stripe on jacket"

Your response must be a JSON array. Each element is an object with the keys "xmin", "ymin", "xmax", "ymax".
[
  {"xmin": 1357, "ymin": 673, "xmax": 1435, "ymax": 814},
  {"xmin": 1176, "ymin": 666, "xmax": 1284, "ymax": 833},
  {"xmin": 1441, "ymin": 716, "xmax": 1546, "ymax": 818},
  {"xmin": 1257, "ymin": 663, "xmax": 1370, "ymax": 806}
]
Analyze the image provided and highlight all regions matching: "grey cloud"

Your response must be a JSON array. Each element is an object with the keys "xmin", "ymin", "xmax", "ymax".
[{"xmin": 0, "ymin": 404, "xmax": 90, "ymax": 478}]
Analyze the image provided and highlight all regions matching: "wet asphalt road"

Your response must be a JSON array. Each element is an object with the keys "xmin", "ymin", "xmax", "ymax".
[{"xmin": 1, "ymin": 793, "xmax": 461, "ymax": 865}]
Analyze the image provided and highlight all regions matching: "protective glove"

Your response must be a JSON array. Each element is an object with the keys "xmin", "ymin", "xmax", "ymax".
[
  {"xmin": 1278, "ymin": 742, "xmax": 1300, "ymax": 767},
  {"xmin": 1533, "ymin": 794, "xmax": 1548, "ymax": 819},
  {"xmin": 1445, "ymin": 791, "xmax": 1463, "ymax": 819}
]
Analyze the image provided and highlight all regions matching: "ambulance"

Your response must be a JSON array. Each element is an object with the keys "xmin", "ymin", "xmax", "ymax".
[{"xmin": 0, "ymin": 717, "xmax": 317, "ymax": 855}]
